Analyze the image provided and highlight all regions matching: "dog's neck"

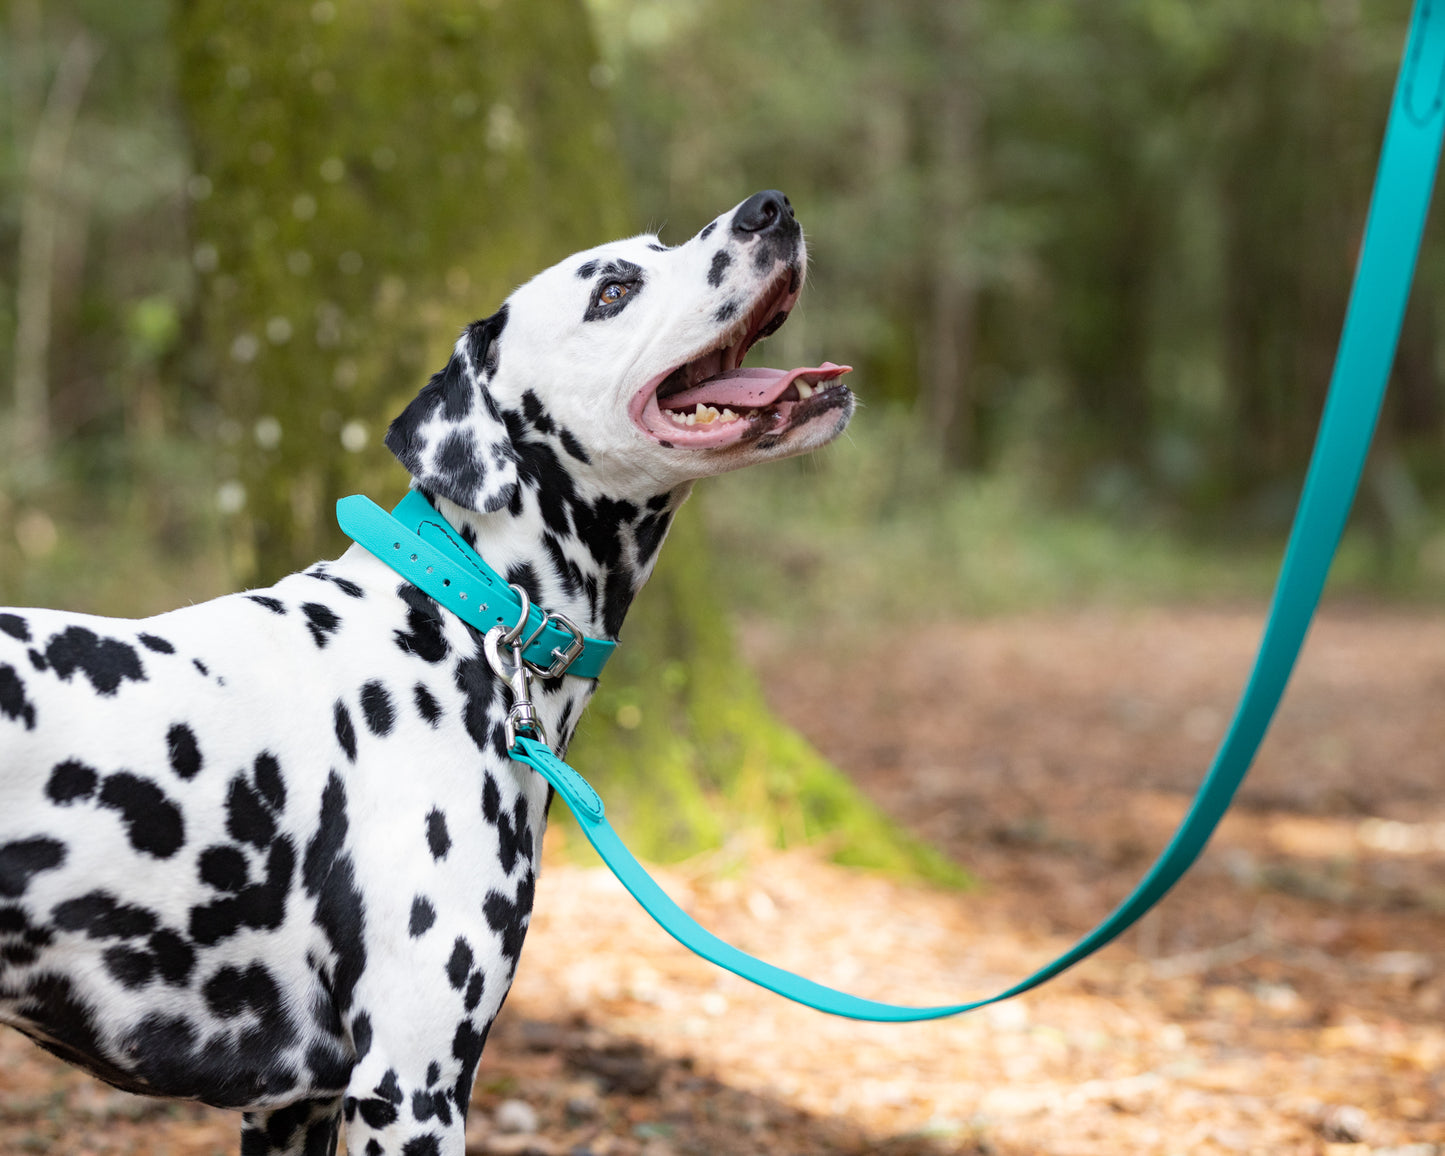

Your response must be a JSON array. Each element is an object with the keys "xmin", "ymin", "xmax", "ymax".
[{"xmin": 420, "ymin": 480, "xmax": 689, "ymax": 644}]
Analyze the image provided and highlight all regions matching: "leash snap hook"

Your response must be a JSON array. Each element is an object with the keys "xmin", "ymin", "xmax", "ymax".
[{"xmin": 483, "ymin": 625, "xmax": 548, "ymax": 751}]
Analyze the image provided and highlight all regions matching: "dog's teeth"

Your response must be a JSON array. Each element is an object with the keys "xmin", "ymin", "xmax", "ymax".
[
  {"xmin": 669, "ymin": 411, "xmax": 689, "ymax": 426},
  {"xmin": 796, "ymin": 381, "xmax": 814, "ymax": 400},
  {"xmin": 695, "ymin": 404, "xmax": 720, "ymax": 424},
  {"xmin": 720, "ymin": 408, "xmax": 739, "ymax": 423}
]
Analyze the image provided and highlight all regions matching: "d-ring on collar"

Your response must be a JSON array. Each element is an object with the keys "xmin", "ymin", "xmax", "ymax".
[{"xmin": 336, "ymin": 490, "xmax": 617, "ymax": 680}]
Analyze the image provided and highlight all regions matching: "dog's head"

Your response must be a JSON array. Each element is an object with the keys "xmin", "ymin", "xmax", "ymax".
[{"xmin": 385, "ymin": 191, "xmax": 854, "ymax": 511}]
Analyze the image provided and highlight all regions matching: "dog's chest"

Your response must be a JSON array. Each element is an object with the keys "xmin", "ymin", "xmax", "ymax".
[{"xmin": 0, "ymin": 560, "xmax": 556, "ymax": 1108}]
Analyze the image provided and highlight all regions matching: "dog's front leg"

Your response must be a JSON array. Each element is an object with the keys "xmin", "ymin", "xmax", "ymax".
[
  {"xmin": 340, "ymin": 1044, "xmax": 480, "ymax": 1156},
  {"xmin": 239, "ymin": 1097, "xmax": 343, "ymax": 1155}
]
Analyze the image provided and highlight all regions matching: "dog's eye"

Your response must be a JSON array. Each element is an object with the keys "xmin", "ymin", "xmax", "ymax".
[{"xmin": 597, "ymin": 281, "xmax": 630, "ymax": 306}]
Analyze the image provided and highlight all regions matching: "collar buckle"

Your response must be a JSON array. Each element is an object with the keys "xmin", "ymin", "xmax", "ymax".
[{"xmin": 521, "ymin": 610, "xmax": 587, "ymax": 679}]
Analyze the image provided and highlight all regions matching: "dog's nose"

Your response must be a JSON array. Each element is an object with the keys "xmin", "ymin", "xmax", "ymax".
[{"xmin": 731, "ymin": 190, "xmax": 795, "ymax": 237}]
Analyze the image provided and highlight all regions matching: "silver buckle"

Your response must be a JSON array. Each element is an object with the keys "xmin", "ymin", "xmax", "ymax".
[{"xmin": 520, "ymin": 610, "xmax": 586, "ymax": 679}]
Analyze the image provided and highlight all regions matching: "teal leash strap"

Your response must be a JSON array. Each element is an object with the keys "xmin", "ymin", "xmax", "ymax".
[{"xmin": 509, "ymin": 0, "xmax": 1445, "ymax": 1021}]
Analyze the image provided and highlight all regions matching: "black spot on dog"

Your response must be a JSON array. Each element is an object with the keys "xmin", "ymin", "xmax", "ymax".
[
  {"xmin": 309, "ymin": 570, "xmax": 364, "ymax": 599},
  {"xmin": 44, "ymin": 627, "xmax": 145, "ymax": 695},
  {"xmin": 0, "ymin": 664, "xmax": 38, "ymax": 730},
  {"xmin": 52, "ymin": 890, "xmax": 157, "ymax": 939},
  {"xmin": 46, "ymin": 759, "xmax": 98, "ymax": 805},
  {"xmin": 103, "ymin": 944, "xmax": 156, "ymax": 988},
  {"xmin": 303, "ymin": 774, "xmax": 348, "ymax": 896},
  {"xmin": 698, "ymin": 220, "xmax": 717, "ymax": 241},
  {"xmin": 559, "ymin": 427, "xmax": 590, "ymax": 464},
  {"xmin": 310, "ymin": 983, "xmax": 343, "ymax": 1038},
  {"xmin": 432, "ymin": 428, "xmax": 486, "ymax": 503},
  {"xmin": 303, "ymin": 773, "xmax": 367, "ymax": 1012},
  {"xmin": 357, "ymin": 1066, "xmax": 404, "ymax": 1129},
  {"xmin": 414, "ymin": 682, "xmax": 442, "ymax": 726},
  {"xmin": 247, "ymin": 595, "xmax": 286, "ymax": 615},
  {"xmin": 98, "ymin": 773, "xmax": 184, "ymax": 858},
  {"xmin": 352, "ymin": 1012, "xmax": 373, "ymax": 1060},
  {"xmin": 200, "ymin": 845, "xmax": 251, "ymax": 892},
  {"xmin": 453, "ymin": 654, "xmax": 499, "ymax": 755},
  {"xmin": 16, "ymin": 974, "xmax": 114, "ymax": 1085},
  {"xmin": 450, "ymin": 1018, "xmax": 489, "ymax": 1114},
  {"xmin": 409, "ymin": 1103, "xmax": 451, "ymax": 1140},
  {"xmin": 446, "ymin": 937, "xmax": 473, "ymax": 989},
  {"xmin": 167, "ymin": 723, "xmax": 203, "ymax": 780},
  {"xmin": 122, "ymin": 1006, "xmax": 300, "ymax": 1106},
  {"xmin": 505, "ymin": 562, "xmax": 543, "ymax": 608},
  {"xmin": 203, "ymin": 962, "xmax": 284, "ymax": 1020},
  {"xmin": 426, "ymin": 809, "xmax": 451, "ymax": 860},
  {"xmin": 377, "ymin": 1067, "xmax": 404, "ymax": 1104},
  {"xmin": 226, "ymin": 774, "xmax": 276, "ymax": 848},
  {"xmin": 483, "ymin": 869, "xmax": 536, "ymax": 967},
  {"xmin": 0, "ymin": 613, "xmax": 31, "ymax": 642},
  {"xmin": 334, "ymin": 700, "xmax": 357, "ymax": 762},
  {"xmin": 464, "ymin": 970, "xmax": 484, "ymax": 1011},
  {"xmin": 149, "ymin": 928, "xmax": 195, "ymax": 984},
  {"xmin": 138, "ymin": 633, "xmax": 175, "ymax": 655},
  {"xmin": 360, "ymin": 680, "xmax": 395, "ymax": 736},
  {"xmin": 481, "ymin": 774, "xmax": 501, "ymax": 825},
  {"xmin": 521, "ymin": 390, "xmax": 555, "ymax": 434},
  {"xmin": 189, "ymin": 836, "xmax": 294, "ymax": 945},
  {"xmin": 575, "ymin": 260, "xmax": 599, "ymax": 279},
  {"xmin": 714, "ymin": 299, "xmax": 740, "ymax": 323},
  {"xmin": 303, "ymin": 1116, "xmax": 341, "ymax": 1156},
  {"xmin": 259, "ymin": 1100, "xmax": 312, "ymax": 1150},
  {"xmin": 253, "ymin": 752, "xmax": 285, "ymax": 812},
  {"xmin": 602, "ymin": 566, "xmax": 634, "ymax": 639},
  {"xmin": 0, "ymin": 838, "xmax": 65, "ymax": 898},
  {"xmin": 635, "ymin": 510, "xmax": 673, "ymax": 568},
  {"xmin": 395, "ymin": 584, "xmax": 451, "ymax": 664},
  {"xmin": 409, "ymin": 895, "xmax": 436, "ymax": 937},
  {"xmin": 495, "ymin": 795, "xmax": 533, "ymax": 878},
  {"xmin": 192, "ymin": 658, "xmax": 209, "ymax": 677},
  {"xmin": 305, "ymin": 1041, "xmax": 351, "ymax": 1091},
  {"xmin": 707, "ymin": 249, "xmax": 732, "ymax": 287},
  {"xmin": 302, "ymin": 603, "xmax": 341, "ymax": 648}
]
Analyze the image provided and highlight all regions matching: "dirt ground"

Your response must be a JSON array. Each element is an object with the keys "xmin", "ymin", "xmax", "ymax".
[{"xmin": 2, "ymin": 606, "xmax": 1442, "ymax": 1155}]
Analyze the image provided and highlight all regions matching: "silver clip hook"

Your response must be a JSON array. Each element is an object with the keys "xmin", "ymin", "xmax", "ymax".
[{"xmin": 483, "ymin": 625, "xmax": 547, "ymax": 750}]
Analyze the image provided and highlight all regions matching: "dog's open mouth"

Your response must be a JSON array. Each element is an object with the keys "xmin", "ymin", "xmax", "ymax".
[{"xmin": 629, "ymin": 271, "xmax": 852, "ymax": 448}]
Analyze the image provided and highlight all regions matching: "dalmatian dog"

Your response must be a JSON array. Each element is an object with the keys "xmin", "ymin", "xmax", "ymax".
[{"xmin": 0, "ymin": 190, "xmax": 853, "ymax": 1155}]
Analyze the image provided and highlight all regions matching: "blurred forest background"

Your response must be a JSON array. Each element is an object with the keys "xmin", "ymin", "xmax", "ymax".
[{"xmin": 1, "ymin": 0, "xmax": 1441, "ymax": 856}]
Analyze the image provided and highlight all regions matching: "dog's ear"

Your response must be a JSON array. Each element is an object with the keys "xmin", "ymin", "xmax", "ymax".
[{"xmin": 385, "ymin": 306, "xmax": 520, "ymax": 514}]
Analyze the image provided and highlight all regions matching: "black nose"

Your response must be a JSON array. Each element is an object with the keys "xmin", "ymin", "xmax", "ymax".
[{"xmin": 731, "ymin": 190, "xmax": 795, "ymax": 236}]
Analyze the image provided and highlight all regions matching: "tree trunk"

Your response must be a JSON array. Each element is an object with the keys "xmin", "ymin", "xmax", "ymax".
[
  {"xmin": 10, "ymin": 27, "xmax": 98, "ymax": 482},
  {"xmin": 922, "ymin": 1, "xmax": 979, "ymax": 470}
]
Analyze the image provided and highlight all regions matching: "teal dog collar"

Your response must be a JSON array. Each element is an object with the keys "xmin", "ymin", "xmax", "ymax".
[{"xmin": 337, "ymin": 490, "xmax": 616, "ymax": 680}]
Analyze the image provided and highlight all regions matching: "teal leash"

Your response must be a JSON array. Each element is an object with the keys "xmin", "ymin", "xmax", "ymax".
[{"xmin": 346, "ymin": 0, "xmax": 1445, "ymax": 1022}]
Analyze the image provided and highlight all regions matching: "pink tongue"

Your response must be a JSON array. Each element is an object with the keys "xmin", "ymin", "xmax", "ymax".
[{"xmin": 659, "ymin": 362, "xmax": 850, "ymax": 412}]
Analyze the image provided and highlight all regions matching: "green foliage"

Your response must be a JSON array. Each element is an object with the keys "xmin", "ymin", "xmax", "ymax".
[
  {"xmin": 703, "ymin": 404, "xmax": 1420, "ymax": 635},
  {"xmin": 590, "ymin": 0, "xmax": 1438, "ymax": 530}
]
